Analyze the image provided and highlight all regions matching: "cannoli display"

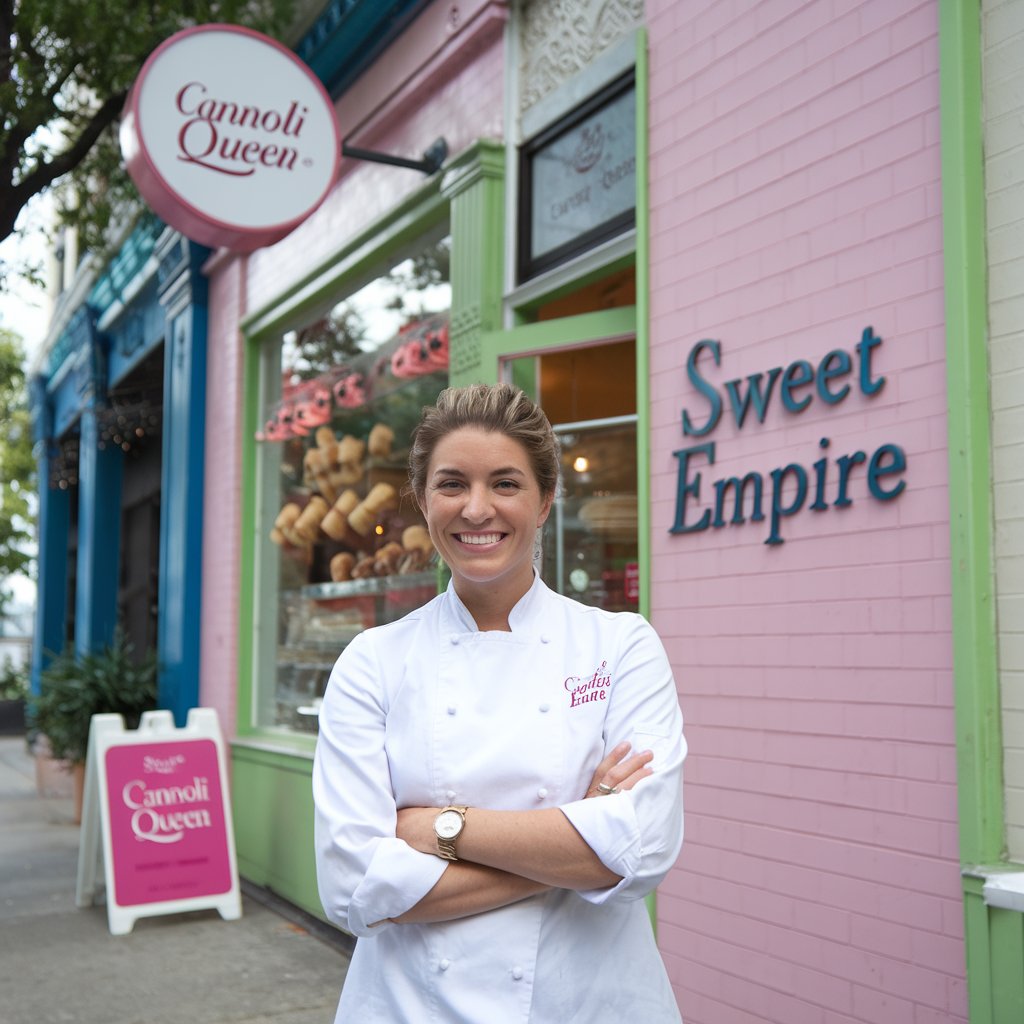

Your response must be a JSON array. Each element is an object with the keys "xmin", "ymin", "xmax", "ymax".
[
  {"xmin": 329, "ymin": 551, "xmax": 356, "ymax": 582},
  {"xmin": 321, "ymin": 489, "xmax": 361, "ymax": 542},
  {"xmin": 347, "ymin": 483, "xmax": 399, "ymax": 536},
  {"xmin": 367, "ymin": 422, "xmax": 394, "ymax": 458},
  {"xmin": 270, "ymin": 389, "xmax": 442, "ymax": 588},
  {"xmin": 292, "ymin": 496, "xmax": 329, "ymax": 543}
]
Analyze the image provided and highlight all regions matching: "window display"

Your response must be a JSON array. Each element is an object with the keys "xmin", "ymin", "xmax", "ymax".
[{"xmin": 254, "ymin": 236, "xmax": 451, "ymax": 733}]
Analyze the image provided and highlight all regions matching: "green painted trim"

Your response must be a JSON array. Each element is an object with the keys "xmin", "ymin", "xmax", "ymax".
[
  {"xmin": 963, "ymin": 881, "xmax": 995, "ymax": 1024},
  {"xmin": 991, "ymin": 906, "xmax": 1024, "ymax": 1022},
  {"xmin": 635, "ymin": 28, "xmax": 651, "ymax": 622},
  {"xmin": 940, "ymin": 0, "xmax": 1004, "ymax": 871},
  {"xmin": 634, "ymin": 27, "xmax": 656, "ymax": 936},
  {"xmin": 940, "ymin": 2, "xmax": 1014, "ymax": 1020},
  {"xmin": 479, "ymin": 306, "xmax": 637, "ymax": 380},
  {"xmin": 231, "ymin": 744, "xmax": 326, "ymax": 920}
]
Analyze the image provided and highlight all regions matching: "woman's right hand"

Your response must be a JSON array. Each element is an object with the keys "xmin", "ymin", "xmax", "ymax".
[{"xmin": 585, "ymin": 741, "xmax": 654, "ymax": 798}]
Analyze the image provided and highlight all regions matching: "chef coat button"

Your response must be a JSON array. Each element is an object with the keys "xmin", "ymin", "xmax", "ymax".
[
  {"xmin": 540, "ymin": 635, "xmax": 550, "ymax": 644},
  {"xmin": 439, "ymin": 958, "xmax": 450, "ymax": 971},
  {"xmin": 539, "ymin": 702, "xmax": 550, "ymax": 713},
  {"xmin": 447, "ymin": 705, "xmax": 457, "ymax": 715},
  {"xmin": 511, "ymin": 966, "xmax": 524, "ymax": 981},
  {"xmin": 537, "ymin": 787, "xmax": 548, "ymax": 799},
  {"xmin": 450, "ymin": 636, "xmax": 459, "ymax": 645}
]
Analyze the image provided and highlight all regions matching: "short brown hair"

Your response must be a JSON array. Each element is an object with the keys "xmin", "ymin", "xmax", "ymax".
[{"xmin": 408, "ymin": 383, "xmax": 560, "ymax": 505}]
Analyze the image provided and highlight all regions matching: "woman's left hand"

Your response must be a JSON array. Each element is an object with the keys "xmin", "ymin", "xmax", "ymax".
[{"xmin": 585, "ymin": 741, "xmax": 654, "ymax": 798}]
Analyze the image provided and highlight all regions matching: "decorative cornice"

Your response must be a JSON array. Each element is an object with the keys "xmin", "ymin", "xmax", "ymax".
[{"xmin": 519, "ymin": 0, "xmax": 643, "ymax": 113}]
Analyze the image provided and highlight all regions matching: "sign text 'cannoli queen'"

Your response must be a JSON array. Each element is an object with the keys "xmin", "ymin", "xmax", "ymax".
[
  {"xmin": 76, "ymin": 709, "xmax": 241, "ymax": 935},
  {"xmin": 120, "ymin": 24, "xmax": 339, "ymax": 251}
]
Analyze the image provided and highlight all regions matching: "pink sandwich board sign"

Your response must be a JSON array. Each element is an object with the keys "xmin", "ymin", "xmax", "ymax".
[{"xmin": 75, "ymin": 708, "xmax": 241, "ymax": 935}]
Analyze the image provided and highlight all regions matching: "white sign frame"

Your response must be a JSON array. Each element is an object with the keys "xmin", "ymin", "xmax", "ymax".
[{"xmin": 76, "ymin": 708, "xmax": 241, "ymax": 936}]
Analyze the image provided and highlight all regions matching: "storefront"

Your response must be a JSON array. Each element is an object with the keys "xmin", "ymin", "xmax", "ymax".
[
  {"xmin": 194, "ymin": 0, "xmax": 651, "ymax": 921},
  {"xmin": 111, "ymin": 0, "xmax": 1021, "ymax": 1021}
]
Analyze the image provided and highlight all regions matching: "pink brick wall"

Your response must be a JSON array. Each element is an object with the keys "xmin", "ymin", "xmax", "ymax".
[
  {"xmin": 646, "ymin": 2, "xmax": 964, "ymax": 1021},
  {"xmin": 198, "ymin": 9, "xmax": 506, "ymax": 734}
]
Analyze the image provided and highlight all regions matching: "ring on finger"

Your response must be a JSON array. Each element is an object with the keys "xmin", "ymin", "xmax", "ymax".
[{"xmin": 597, "ymin": 782, "xmax": 618, "ymax": 795}]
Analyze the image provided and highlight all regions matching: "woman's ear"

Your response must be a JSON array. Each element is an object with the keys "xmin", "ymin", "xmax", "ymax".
[{"xmin": 537, "ymin": 491, "xmax": 554, "ymax": 528}]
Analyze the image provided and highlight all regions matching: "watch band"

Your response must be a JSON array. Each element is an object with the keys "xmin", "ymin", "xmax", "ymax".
[{"xmin": 435, "ymin": 805, "xmax": 468, "ymax": 861}]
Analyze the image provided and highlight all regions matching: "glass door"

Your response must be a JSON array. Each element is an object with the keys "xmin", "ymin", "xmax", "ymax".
[
  {"xmin": 545, "ymin": 415, "xmax": 638, "ymax": 611},
  {"xmin": 504, "ymin": 337, "xmax": 638, "ymax": 612}
]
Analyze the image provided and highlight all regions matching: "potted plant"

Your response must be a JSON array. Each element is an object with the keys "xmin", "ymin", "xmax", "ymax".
[
  {"xmin": 0, "ymin": 657, "xmax": 28, "ymax": 735},
  {"xmin": 29, "ymin": 633, "xmax": 158, "ymax": 820}
]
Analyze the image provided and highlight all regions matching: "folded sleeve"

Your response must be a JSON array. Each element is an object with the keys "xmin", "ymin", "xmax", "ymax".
[
  {"xmin": 313, "ymin": 631, "xmax": 447, "ymax": 937},
  {"xmin": 560, "ymin": 614, "xmax": 686, "ymax": 904}
]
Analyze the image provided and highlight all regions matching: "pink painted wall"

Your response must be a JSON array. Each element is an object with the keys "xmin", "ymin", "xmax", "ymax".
[
  {"xmin": 197, "ymin": 3, "xmax": 507, "ymax": 733},
  {"xmin": 646, "ymin": 2, "xmax": 964, "ymax": 1022}
]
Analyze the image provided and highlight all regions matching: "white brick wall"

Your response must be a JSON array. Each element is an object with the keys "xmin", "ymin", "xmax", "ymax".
[{"xmin": 984, "ymin": 0, "xmax": 1024, "ymax": 860}]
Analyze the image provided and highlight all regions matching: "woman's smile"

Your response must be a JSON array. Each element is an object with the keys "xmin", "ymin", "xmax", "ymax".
[{"xmin": 454, "ymin": 532, "xmax": 505, "ymax": 546}]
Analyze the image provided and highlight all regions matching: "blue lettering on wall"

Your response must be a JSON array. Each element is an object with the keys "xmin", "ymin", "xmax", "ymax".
[
  {"xmin": 681, "ymin": 340, "xmax": 722, "ymax": 437},
  {"xmin": 671, "ymin": 326, "xmax": 905, "ymax": 545}
]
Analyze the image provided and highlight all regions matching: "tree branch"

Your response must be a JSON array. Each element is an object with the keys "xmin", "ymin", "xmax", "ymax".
[{"xmin": 0, "ymin": 88, "xmax": 126, "ymax": 243}]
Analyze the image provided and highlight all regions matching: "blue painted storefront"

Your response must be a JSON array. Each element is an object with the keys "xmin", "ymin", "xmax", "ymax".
[{"xmin": 30, "ymin": 219, "xmax": 209, "ymax": 725}]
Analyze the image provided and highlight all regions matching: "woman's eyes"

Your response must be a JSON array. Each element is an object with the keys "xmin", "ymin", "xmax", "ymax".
[{"xmin": 435, "ymin": 479, "xmax": 520, "ymax": 492}]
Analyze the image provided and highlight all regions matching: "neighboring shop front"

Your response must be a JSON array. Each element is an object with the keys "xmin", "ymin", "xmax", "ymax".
[{"xmin": 30, "ymin": 220, "xmax": 208, "ymax": 722}]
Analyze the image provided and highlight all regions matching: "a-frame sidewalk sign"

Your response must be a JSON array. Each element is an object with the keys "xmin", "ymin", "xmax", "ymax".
[{"xmin": 76, "ymin": 707, "xmax": 241, "ymax": 935}]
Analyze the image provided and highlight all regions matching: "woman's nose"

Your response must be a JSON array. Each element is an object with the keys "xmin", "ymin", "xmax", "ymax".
[{"xmin": 462, "ymin": 484, "xmax": 494, "ymax": 522}]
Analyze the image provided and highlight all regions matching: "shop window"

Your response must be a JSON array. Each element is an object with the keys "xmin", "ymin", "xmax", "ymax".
[
  {"xmin": 253, "ymin": 236, "xmax": 451, "ymax": 734},
  {"xmin": 508, "ymin": 339, "xmax": 638, "ymax": 613},
  {"xmin": 518, "ymin": 71, "xmax": 635, "ymax": 282}
]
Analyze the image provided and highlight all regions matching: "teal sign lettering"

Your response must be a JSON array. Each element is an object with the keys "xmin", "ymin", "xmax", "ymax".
[{"xmin": 672, "ymin": 327, "xmax": 906, "ymax": 545}]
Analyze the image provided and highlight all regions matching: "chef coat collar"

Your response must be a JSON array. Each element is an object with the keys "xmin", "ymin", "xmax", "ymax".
[{"xmin": 446, "ymin": 571, "xmax": 547, "ymax": 633}]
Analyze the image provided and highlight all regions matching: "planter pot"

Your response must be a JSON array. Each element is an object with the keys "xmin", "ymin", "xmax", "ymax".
[
  {"xmin": 32, "ymin": 734, "xmax": 75, "ymax": 800},
  {"xmin": 0, "ymin": 698, "xmax": 26, "ymax": 736}
]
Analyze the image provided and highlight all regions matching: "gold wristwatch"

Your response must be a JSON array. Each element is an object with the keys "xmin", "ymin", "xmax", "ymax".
[{"xmin": 433, "ymin": 805, "xmax": 468, "ymax": 861}]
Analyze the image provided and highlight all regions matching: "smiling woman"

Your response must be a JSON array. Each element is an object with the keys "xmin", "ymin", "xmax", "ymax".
[{"xmin": 313, "ymin": 382, "xmax": 687, "ymax": 1024}]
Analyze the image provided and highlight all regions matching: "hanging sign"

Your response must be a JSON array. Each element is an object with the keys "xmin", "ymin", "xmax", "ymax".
[
  {"xmin": 120, "ymin": 23, "xmax": 340, "ymax": 252},
  {"xmin": 76, "ymin": 708, "xmax": 241, "ymax": 935}
]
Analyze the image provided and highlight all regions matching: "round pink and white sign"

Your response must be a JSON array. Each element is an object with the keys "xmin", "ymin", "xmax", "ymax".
[{"xmin": 120, "ymin": 24, "xmax": 340, "ymax": 252}]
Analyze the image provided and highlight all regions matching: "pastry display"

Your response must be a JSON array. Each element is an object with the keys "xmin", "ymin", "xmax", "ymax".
[
  {"xmin": 368, "ymin": 422, "xmax": 395, "ymax": 458},
  {"xmin": 271, "ymin": 413, "xmax": 438, "ymax": 586},
  {"xmin": 321, "ymin": 489, "xmax": 361, "ymax": 542},
  {"xmin": 401, "ymin": 524, "xmax": 433, "ymax": 556},
  {"xmin": 329, "ymin": 551, "xmax": 356, "ymax": 582},
  {"xmin": 292, "ymin": 496, "xmax": 329, "ymax": 543},
  {"xmin": 347, "ymin": 482, "xmax": 399, "ymax": 536},
  {"xmin": 272, "ymin": 502, "xmax": 306, "ymax": 547}
]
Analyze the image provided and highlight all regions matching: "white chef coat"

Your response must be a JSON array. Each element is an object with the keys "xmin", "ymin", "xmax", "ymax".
[{"xmin": 313, "ymin": 573, "xmax": 686, "ymax": 1023}]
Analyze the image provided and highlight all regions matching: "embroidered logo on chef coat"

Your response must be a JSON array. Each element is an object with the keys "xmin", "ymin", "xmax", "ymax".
[{"xmin": 564, "ymin": 660, "xmax": 612, "ymax": 708}]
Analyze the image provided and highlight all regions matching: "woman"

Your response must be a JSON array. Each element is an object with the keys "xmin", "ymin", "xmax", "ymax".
[{"xmin": 313, "ymin": 383, "xmax": 686, "ymax": 1022}]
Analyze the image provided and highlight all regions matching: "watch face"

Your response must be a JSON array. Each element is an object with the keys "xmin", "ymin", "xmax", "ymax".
[{"xmin": 435, "ymin": 810, "xmax": 463, "ymax": 839}]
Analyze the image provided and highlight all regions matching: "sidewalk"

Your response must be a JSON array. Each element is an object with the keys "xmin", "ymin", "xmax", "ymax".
[{"xmin": 0, "ymin": 735, "xmax": 351, "ymax": 1024}]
